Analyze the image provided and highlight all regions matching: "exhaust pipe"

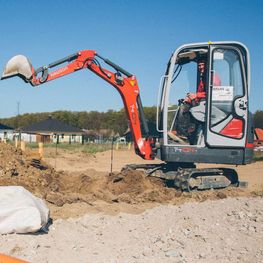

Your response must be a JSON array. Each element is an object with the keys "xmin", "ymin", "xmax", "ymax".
[{"xmin": 1, "ymin": 55, "xmax": 34, "ymax": 82}]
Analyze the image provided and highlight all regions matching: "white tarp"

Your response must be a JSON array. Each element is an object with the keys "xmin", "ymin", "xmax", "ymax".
[{"xmin": 0, "ymin": 186, "xmax": 49, "ymax": 234}]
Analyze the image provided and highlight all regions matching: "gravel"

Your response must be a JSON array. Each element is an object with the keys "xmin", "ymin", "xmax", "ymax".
[{"xmin": 1, "ymin": 196, "xmax": 263, "ymax": 263}]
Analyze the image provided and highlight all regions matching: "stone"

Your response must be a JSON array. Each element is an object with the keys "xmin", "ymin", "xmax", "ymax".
[{"xmin": 165, "ymin": 249, "xmax": 182, "ymax": 257}]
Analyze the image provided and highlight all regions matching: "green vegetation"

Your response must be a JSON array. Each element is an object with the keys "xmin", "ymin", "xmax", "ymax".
[
  {"xmin": 1, "ymin": 107, "xmax": 262, "ymax": 134},
  {"xmin": 254, "ymin": 110, "xmax": 263, "ymax": 129},
  {"xmin": 0, "ymin": 107, "xmax": 157, "ymax": 135},
  {"xmin": 13, "ymin": 141, "xmax": 113, "ymax": 154},
  {"xmin": 253, "ymin": 151, "xmax": 263, "ymax": 162}
]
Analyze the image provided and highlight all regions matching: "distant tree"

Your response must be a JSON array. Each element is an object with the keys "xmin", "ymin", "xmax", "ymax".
[
  {"xmin": 141, "ymin": 106, "xmax": 157, "ymax": 136},
  {"xmin": 254, "ymin": 110, "xmax": 263, "ymax": 129}
]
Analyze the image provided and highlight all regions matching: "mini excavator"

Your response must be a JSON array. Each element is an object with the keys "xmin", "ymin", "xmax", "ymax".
[{"xmin": 1, "ymin": 41, "xmax": 254, "ymax": 191}]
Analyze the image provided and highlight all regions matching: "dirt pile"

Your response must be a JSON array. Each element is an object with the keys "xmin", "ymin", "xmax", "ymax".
[
  {"xmin": 0, "ymin": 143, "xmax": 62, "ymax": 197},
  {"xmin": 0, "ymin": 143, "xmax": 174, "ymax": 206},
  {"xmin": 0, "ymin": 143, "xmax": 178, "ymax": 207},
  {"xmin": 0, "ymin": 143, "xmax": 35, "ymax": 177},
  {"xmin": 0, "ymin": 143, "xmax": 262, "ymax": 211},
  {"xmin": 106, "ymin": 171, "xmax": 177, "ymax": 203}
]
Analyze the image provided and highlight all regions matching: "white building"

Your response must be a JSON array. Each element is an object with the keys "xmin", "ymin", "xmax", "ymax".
[
  {"xmin": 0, "ymin": 124, "xmax": 14, "ymax": 141},
  {"xmin": 18, "ymin": 116, "xmax": 83, "ymax": 144}
]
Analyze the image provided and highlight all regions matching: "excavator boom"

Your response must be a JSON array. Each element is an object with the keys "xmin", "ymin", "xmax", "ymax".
[{"xmin": 1, "ymin": 50, "xmax": 155, "ymax": 160}]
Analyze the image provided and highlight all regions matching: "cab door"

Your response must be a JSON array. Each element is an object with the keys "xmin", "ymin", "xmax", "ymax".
[{"xmin": 206, "ymin": 44, "xmax": 248, "ymax": 148}]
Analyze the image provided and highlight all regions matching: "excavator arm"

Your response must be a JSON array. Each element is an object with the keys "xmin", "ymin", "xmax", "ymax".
[{"xmin": 1, "ymin": 50, "xmax": 155, "ymax": 160}]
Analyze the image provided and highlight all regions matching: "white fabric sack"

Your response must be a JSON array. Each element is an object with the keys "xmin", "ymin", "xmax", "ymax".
[{"xmin": 0, "ymin": 186, "xmax": 49, "ymax": 234}]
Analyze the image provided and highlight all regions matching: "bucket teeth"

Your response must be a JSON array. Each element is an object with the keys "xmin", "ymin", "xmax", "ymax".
[{"xmin": 1, "ymin": 55, "xmax": 34, "ymax": 81}]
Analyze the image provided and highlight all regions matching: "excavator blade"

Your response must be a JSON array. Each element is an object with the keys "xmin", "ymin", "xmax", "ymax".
[{"xmin": 1, "ymin": 55, "xmax": 34, "ymax": 82}]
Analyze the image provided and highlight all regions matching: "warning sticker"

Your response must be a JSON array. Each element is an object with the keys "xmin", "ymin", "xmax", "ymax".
[
  {"xmin": 212, "ymin": 86, "xmax": 233, "ymax": 101},
  {"xmin": 213, "ymin": 52, "xmax": 224, "ymax": 60}
]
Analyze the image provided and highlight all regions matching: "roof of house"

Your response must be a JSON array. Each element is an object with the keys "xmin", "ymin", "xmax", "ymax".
[
  {"xmin": 255, "ymin": 128, "xmax": 263, "ymax": 141},
  {"xmin": 0, "ymin": 123, "xmax": 14, "ymax": 130},
  {"xmin": 19, "ymin": 116, "xmax": 83, "ymax": 134}
]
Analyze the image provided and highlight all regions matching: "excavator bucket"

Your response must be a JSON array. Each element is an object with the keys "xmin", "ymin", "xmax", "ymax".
[{"xmin": 1, "ymin": 55, "xmax": 34, "ymax": 82}]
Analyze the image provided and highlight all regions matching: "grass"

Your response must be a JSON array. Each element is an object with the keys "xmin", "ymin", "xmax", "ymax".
[
  {"xmin": 9, "ymin": 142, "xmax": 113, "ymax": 154},
  {"xmin": 253, "ymin": 151, "xmax": 263, "ymax": 162}
]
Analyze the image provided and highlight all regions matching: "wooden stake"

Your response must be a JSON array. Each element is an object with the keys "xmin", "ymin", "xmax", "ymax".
[
  {"xmin": 128, "ymin": 142, "xmax": 131, "ymax": 150},
  {"xmin": 21, "ymin": 141, "xmax": 26, "ymax": 152},
  {"xmin": 116, "ymin": 142, "xmax": 119, "ymax": 150},
  {"xmin": 15, "ymin": 137, "xmax": 18, "ymax": 148},
  {"xmin": 39, "ymin": 142, "xmax": 44, "ymax": 158}
]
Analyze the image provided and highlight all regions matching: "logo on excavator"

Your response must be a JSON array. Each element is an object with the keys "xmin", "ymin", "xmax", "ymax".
[
  {"xmin": 50, "ymin": 66, "xmax": 69, "ymax": 77},
  {"xmin": 174, "ymin": 148, "xmax": 197, "ymax": 153},
  {"xmin": 130, "ymin": 104, "xmax": 137, "ymax": 125}
]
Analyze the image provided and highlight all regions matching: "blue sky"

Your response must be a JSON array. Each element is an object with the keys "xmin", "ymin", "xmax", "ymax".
[{"xmin": 0, "ymin": 0, "xmax": 262, "ymax": 117}]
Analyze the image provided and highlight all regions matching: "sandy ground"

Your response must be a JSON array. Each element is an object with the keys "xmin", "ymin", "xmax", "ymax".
[
  {"xmin": 43, "ymin": 147, "xmax": 161, "ymax": 173},
  {"xmin": 0, "ymin": 144, "xmax": 262, "ymax": 262}
]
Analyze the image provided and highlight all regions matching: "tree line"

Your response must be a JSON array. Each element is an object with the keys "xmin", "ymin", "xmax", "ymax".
[
  {"xmin": 254, "ymin": 110, "xmax": 263, "ymax": 129},
  {"xmin": 0, "ymin": 107, "xmax": 157, "ymax": 136},
  {"xmin": 0, "ymin": 108, "xmax": 262, "ymax": 135}
]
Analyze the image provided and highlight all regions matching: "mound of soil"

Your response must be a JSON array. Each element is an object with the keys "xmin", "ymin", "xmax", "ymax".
[
  {"xmin": 0, "ymin": 143, "xmax": 262, "ymax": 211},
  {"xmin": 0, "ymin": 143, "xmax": 177, "ymax": 207}
]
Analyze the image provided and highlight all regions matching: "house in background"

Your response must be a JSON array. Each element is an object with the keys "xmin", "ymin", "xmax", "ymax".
[
  {"xmin": 83, "ymin": 128, "xmax": 116, "ymax": 143},
  {"xmin": 17, "ymin": 116, "xmax": 83, "ymax": 144},
  {"xmin": 0, "ymin": 124, "xmax": 14, "ymax": 141}
]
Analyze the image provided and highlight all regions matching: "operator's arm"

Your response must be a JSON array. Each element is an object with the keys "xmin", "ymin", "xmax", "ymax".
[{"xmin": 184, "ymin": 92, "xmax": 206, "ymax": 104}]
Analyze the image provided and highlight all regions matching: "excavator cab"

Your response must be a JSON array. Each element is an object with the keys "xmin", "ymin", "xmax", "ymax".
[{"xmin": 157, "ymin": 42, "xmax": 254, "ymax": 165}]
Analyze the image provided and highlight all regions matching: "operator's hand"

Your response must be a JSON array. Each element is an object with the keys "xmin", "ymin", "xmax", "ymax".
[{"xmin": 184, "ymin": 93, "xmax": 197, "ymax": 104}]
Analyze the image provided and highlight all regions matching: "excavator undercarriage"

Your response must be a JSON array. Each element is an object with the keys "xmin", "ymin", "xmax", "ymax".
[{"xmin": 122, "ymin": 163, "xmax": 247, "ymax": 192}]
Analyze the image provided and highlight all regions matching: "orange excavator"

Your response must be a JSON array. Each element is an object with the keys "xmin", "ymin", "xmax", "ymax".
[{"xmin": 1, "ymin": 41, "xmax": 254, "ymax": 191}]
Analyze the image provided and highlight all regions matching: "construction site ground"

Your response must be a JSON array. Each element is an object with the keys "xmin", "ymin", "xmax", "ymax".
[{"xmin": 0, "ymin": 143, "xmax": 262, "ymax": 262}]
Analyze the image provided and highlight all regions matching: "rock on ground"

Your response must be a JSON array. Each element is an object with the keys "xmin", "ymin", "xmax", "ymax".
[{"xmin": 1, "ymin": 197, "xmax": 263, "ymax": 263}]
